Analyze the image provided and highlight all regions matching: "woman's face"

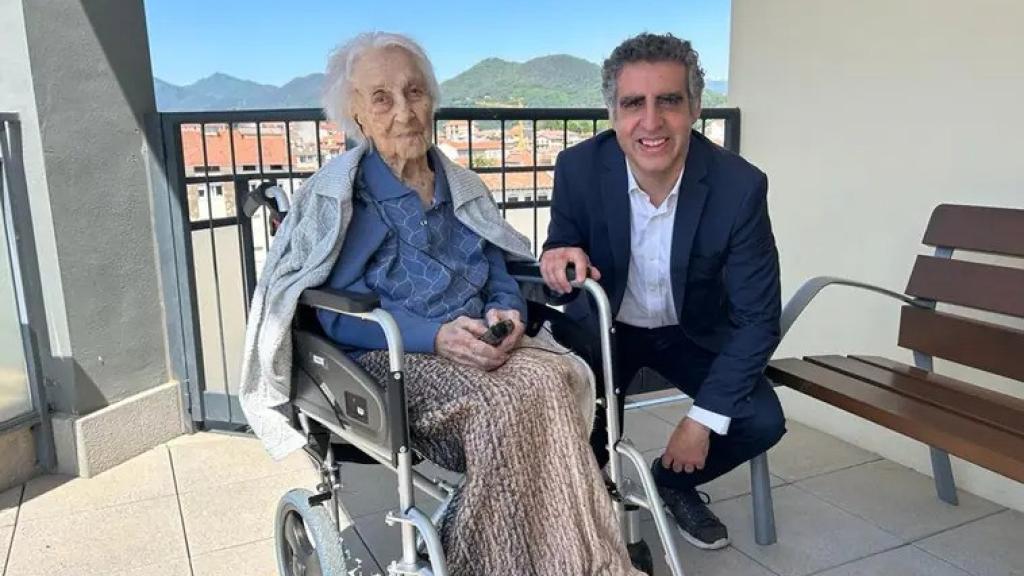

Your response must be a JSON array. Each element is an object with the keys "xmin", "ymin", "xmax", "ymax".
[{"xmin": 349, "ymin": 46, "xmax": 434, "ymax": 162}]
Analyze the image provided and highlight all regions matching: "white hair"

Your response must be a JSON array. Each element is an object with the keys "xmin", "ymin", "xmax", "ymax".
[{"xmin": 321, "ymin": 32, "xmax": 440, "ymax": 144}]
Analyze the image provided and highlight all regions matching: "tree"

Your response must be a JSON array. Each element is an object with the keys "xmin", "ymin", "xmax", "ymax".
[
  {"xmin": 702, "ymin": 89, "xmax": 727, "ymax": 108},
  {"xmin": 472, "ymin": 156, "xmax": 499, "ymax": 168}
]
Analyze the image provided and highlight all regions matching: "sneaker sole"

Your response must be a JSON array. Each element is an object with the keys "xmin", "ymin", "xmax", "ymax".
[{"xmin": 677, "ymin": 526, "xmax": 730, "ymax": 550}]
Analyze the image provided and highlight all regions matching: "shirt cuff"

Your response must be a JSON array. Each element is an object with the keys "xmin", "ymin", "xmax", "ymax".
[{"xmin": 687, "ymin": 405, "xmax": 732, "ymax": 435}]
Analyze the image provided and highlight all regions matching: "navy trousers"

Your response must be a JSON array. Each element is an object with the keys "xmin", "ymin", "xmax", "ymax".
[{"xmin": 557, "ymin": 318, "xmax": 787, "ymax": 492}]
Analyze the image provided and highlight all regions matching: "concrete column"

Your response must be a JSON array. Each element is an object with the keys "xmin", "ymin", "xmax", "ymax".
[{"xmin": 0, "ymin": 0, "xmax": 184, "ymax": 479}]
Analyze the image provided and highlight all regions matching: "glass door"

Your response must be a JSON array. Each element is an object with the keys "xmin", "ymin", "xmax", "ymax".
[
  {"xmin": 0, "ymin": 175, "xmax": 32, "ymax": 423},
  {"xmin": 0, "ymin": 114, "xmax": 54, "ymax": 470}
]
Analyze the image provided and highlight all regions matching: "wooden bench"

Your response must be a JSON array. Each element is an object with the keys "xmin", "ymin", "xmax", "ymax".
[{"xmin": 766, "ymin": 204, "xmax": 1024, "ymax": 504}]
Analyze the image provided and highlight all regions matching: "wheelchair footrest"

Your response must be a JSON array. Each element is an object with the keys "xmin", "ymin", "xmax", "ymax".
[{"xmin": 338, "ymin": 524, "xmax": 384, "ymax": 575}]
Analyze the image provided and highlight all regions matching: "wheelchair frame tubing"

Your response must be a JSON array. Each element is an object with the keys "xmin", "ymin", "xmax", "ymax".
[
  {"xmin": 583, "ymin": 279, "xmax": 627, "ymax": 527},
  {"xmin": 583, "ymin": 279, "xmax": 686, "ymax": 576},
  {"xmin": 374, "ymin": 310, "xmax": 447, "ymax": 576}
]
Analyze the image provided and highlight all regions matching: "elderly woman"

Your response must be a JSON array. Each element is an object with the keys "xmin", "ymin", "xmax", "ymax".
[{"xmin": 239, "ymin": 32, "xmax": 641, "ymax": 576}]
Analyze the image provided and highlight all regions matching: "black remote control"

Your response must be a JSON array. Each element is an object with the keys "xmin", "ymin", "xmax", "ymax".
[{"xmin": 479, "ymin": 319, "xmax": 515, "ymax": 346}]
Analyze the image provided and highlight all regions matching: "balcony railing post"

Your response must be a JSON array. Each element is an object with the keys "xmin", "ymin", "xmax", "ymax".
[{"xmin": 160, "ymin": 113, "xmax": 207, "ymax": 425}]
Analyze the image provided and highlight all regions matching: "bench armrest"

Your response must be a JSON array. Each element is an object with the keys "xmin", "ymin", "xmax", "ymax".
[
  {"xmin": 782, "ymin": 276, "xmax": 928, "ymax": 338},
  {"xmin": 299, "ymin": 288, "xmax": 380, "ymax": 314}
]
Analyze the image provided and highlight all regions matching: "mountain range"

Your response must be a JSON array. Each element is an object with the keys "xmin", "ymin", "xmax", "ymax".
[{"xmin": 155, "ymin": 54, "xmax": 727, "ymax": 112}]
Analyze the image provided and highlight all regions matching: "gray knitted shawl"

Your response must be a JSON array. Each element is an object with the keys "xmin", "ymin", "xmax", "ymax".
[{"xmin": 239, "ymin": 143, "xmax": 535, "ymax": 459}]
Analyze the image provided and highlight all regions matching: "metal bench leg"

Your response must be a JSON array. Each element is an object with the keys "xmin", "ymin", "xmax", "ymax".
[
  {"xmin": 929, "ymin": 447, "xmax": 959, "ymax": 505},
  {"xmin": 750, "ymin": 452, "xmax": 777, "ymax": 545},
  {"xmin": 911, "ymin": 350, "xmax": 959, "ymax": 506}
]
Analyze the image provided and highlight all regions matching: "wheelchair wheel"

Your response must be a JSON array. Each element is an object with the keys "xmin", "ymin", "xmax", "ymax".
[
  {"xmin": 275, "ymin": 488, "xmax": 352, "ymax": 576},
  {"xmin": 628, "ymin": 539, "xmax": 654, "ymax": 575}
]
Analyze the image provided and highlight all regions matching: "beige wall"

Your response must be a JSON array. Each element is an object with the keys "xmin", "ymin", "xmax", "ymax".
[{"xmin": 730, "ymin": 0, "xmax": 1024, "ymax": 510}]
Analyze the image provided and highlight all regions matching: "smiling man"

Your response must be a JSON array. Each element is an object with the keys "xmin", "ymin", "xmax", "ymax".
[{"xmin": 540, "ymin": 33, "xmax": 786, "ymax": 550}]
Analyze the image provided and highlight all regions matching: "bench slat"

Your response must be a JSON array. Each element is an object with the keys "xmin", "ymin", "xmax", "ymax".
[
  {"xmin": 898, "ymin": 306, "xmax": 1024, "ymax": 383},
  {"xmin": 767, "ymin": 358, "xmax": 1024, "ymax": 482},
  {"xmin": 806, "ymin": 355, "xmax": 1024, "ymax": 438},
  {"xmin": 852, "ymin": 355, "xmax": 1024, "ymax": 415},
  {"xmin": 923, "ymin": 204, "xmax": 1024, "ymax": 257},
  {"xmin": 906, "ymin": 255, "xmax": 1024, "ymax": 319}
]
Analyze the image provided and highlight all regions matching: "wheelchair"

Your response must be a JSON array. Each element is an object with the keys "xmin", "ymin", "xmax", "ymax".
[{"xmin": 245, "ymin": 183, "xmax": 688, "ymax": 576}]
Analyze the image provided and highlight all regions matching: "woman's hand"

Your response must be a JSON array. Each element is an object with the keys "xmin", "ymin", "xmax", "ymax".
[
  {"xmin": 435, "ymin": 316, "xmax": 509, "ymax": 371},
  {"xmin": 484, "ymin": 308, "xmax": 525, "ymax": 355}
]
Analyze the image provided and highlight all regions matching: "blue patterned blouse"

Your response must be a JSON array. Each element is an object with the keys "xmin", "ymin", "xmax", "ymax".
[{"xmin": 317, "ymin": 149, "xmax": 526, "ymax": 353}]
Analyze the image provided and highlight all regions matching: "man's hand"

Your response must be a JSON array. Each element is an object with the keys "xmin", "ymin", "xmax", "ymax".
[
  {"xmin": 661, "ymin": 417, "xmax": 711, "ymax": 474},
  {"xmin": 435, "ymin": 316, "xmax": 509, "ymax": 371},
  {"xmin": 540, "ymin": 247, "xmax": 601, "ymax": 294},
  {"xmin": 484, "ymin": 308, "xmax": 525, "ymax": 355}
]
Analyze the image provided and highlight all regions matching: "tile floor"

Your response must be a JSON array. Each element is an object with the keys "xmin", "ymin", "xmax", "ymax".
[{"xmin": 1, "ymin": 400, "xmax": 1020, "ymax": 576}]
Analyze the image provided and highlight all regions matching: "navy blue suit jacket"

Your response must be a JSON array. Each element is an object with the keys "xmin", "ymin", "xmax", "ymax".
[{"xmin": 544, "ymin": 130, "xmax": 781, "ymax": 419}]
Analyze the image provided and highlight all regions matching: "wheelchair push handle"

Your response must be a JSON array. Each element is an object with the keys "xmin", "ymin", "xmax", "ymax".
[
  {"xmin": 241, "ymin": 181, "xmax": 290, "ymax": 235},
  {"xmin": 564, "ymin": 262, "xmax": 579, "ymax": 283},
  {"xmin": 505, "ymin": 261, "xmax": 581, "ymax": 282},
  {"xmin": 478, "ymin": 318, "xmax": 515, "ymax": 346}
]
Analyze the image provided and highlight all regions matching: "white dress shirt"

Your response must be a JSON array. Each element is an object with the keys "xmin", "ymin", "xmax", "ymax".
[{"xmin": 617, "ymin": 162, "xmax": 732, "ymax": 435}]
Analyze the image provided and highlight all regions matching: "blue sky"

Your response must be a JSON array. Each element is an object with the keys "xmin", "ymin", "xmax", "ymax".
[{"xmin": 144, "ymin": 0, "xmax": 731, "ymax": 86}]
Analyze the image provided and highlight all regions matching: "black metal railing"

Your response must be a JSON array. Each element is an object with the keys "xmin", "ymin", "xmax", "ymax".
[{"xmin": 159, "ymin": 106, "xmax": 740, "ymax": 427}]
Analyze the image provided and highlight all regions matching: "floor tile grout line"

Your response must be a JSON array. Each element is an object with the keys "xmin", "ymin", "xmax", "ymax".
[
  {"xmin": 910, "ymin": 541, "xmax": 985, "ymax": 576},
  {"xmin": 635, "ymin": 509, "xmax": 787, "ymax": 576},
  {"xmin": 167, "ymin": 447, "xmax": 197, "ymax": 576},
  {"xmin": 780, "ymin": 455, "xmax": 884, "ymax": 485},
  {"xmin": 13, "ymin": 491, "xmax": 179, "ymax": 525},
  {"xmin": 631, "ymin": 449, "xmax": 982, "ymax": 535},
  {"xmin": 1, "ymin": 484, "xmax": 24, "ymax": 576},
  {"xmin": 800, "ymin": 541, "xmax": 912, "ymax": 576},
  {"xmin": 751, "ymin": 482, "xmax": 1007, "ymax": 576},
  {"xmin": 691, "ymin": 480, "xmax": 1003, "ymax": 576},
  {"xmin": 792, "ymin": 475, "xmax": 1007, "ymax": 546},
  {"xmin": 636, "ymin": 490, "xmax": 873, "ymax": 576},
  {"xmin": 907, "ymin": 508, "xmax": 1008, "ymax": 545},
  {"xmin": 187, "ymin": 535, "xmax": 275, "ymax": 560},
  {"xmin": 723, "ymin": 537, "xmax": 786, "ymax": 576},
  {"xmin": 784, "ymin": 481, "xmax": 919, "ymax": 545},
  {"xmin": 726, "ymin": 482, "xmax": 909, "ymax": 576},
  {"xmin": 173, "ymin": 464, "xmax": 315, "ymax": 497}
]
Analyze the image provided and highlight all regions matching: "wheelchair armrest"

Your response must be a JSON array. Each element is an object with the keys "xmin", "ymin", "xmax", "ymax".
[{"xmin": 299, "ymin": 288, "xmax": 380, "ymax": 314}]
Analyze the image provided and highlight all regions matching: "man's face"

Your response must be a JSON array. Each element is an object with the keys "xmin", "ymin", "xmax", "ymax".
[
  {"xmin": 612, "ymin": 60, "xmax": 701, "ymax": 185},
  {"xmin": 349, "ymin": 46, "xmax": 434, "ymax": 161}
]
